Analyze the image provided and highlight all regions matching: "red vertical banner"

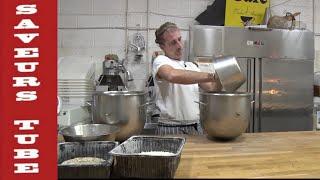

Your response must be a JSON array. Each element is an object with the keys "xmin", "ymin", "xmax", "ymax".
[{"xmin": 0, "ymin": 0, "xmax": 57, "ymax": 180}]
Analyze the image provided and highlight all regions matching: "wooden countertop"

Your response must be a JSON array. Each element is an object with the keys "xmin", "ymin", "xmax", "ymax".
[{"xmin": 175, "ymin": 131, "xmax": 320, "ymax": 178}]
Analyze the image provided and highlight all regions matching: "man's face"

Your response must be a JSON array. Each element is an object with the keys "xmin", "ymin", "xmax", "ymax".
[{"xmin": 160, "ymin": 29, "xmax": 183, "ymax": 60}]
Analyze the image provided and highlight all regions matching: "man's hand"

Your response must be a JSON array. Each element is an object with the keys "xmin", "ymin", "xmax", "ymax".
[{"xmin": 199, "ymin": 73, "xmax": 222, "ymax": 92}]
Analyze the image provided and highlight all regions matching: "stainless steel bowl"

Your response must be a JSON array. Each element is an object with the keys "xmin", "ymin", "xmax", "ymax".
[
  {"xmin": 91, "ymin": 91, "xmax": 150, "ymax": 142},
  {"xmin": 60, "ymin": 124, "xmax": 120, "ymax": 142},
  {"xmin": 199, "ymin": 92, "xmax": 252, "ymax": 140},
  {"xmin": 212, "ymin": 56, "xmax": 246, "ymax": 92}
]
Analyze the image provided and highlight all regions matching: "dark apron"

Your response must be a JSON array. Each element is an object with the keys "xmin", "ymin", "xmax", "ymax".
[{"xmin": 155, "ymin": 122, "xmax": 204, "ymax": 136}]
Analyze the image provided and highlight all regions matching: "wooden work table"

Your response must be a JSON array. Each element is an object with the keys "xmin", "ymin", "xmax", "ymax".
[{"xmin": 175, "ymin": 131, "xmax": 320, "ymax": 178}]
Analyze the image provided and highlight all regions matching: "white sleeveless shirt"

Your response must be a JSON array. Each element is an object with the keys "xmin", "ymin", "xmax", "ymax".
[{"xmin": 152, "ymin": 55, "xmax": 200, "ymax": 125}]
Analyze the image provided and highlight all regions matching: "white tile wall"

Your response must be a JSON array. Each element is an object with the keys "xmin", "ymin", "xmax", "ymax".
[
  {"xmin": 128, "ymin": 0, "xmax": 147, "ymax": 12},
  {"xmin": 315, "ymin": 35, "xmax": 320, "ymax": 72},
  {"xmin": 58, "ymin": 30, "xmax": 63, "ymax": 47},
  {"xmin": 157, "ymin": 0, "xmax": 190, "ymax": 17},
  {"xmin": 127, "ymin": 13, "xmax": 147, "ymax": 28},
  {"xmin": 315, "ymin": 0, "xmax": 320, "ymax": 33},
  {"xmin": 316, "ymin": 36, "xmax": 320, "ymax": 51},
  {"xmin": 149, "ymin": 14, "xmax": 168, "ymax": 28},
  {"xmin": 93, "ymin": 29, "xmax": 125, "ymax": 47},
  {"xmin": 148, "ymin": 0, "xmax": 158, "ymax": 13},
  {"xmin": 190, "ymin": 0, "xmax": 211, "ymax": 17},
  {"xmin": 58, "ymin": 47, "xmax": 83, "ymax": 57},
  {"xmin": 58, "ymin": 15, "xmax": 78, "ymax": 28},
  {"xmin": 147, "ymin": 30, "xmax": 158, "ymax": 49},
  {"xmin": 61, "ymin": 30, "xmax": 93, "ymax": 48},
  {"xmin": 315, "ymin": 49, "xmax": 320, "ymax": 72},
  {"xmin": 78, "ymin": 15, "xmax": 108, "ymax": 28},
  {"xmin": 60, "ymin": 0, "xmax": 92, "ymax": 15},
  {"xmin": 93, "ymin": 0, "xmax": 126, "ymax": 15},
  {"xmin": 107, "ymin": 15, "xmax": 126, "ymax": 27},
  {"xmin": 58, "ymin": 0, "xmax": 320, "ymax": 89}
]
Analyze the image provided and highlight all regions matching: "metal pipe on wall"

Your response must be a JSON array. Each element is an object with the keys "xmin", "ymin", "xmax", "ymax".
[
  {"xmin": 313, "ymin": 0, "xmax": 315, "ymax": 33},
  {"xmin": 314, "ymin": 0, "xmax": 320, "ymax": 36},
  {"xmin": 147, "ymin": 0, "xmax": 150, "ymax": 74},
  {"xmin": 125, "ymin": 0, "xmax": 129, "ymax": 61}
]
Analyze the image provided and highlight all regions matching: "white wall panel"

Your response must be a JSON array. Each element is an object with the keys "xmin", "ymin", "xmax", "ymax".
[
  {"xmin": 127, "ymin": 13, "xmax": 147, "ymax": 28},
  {"xmin": 315, "ymin": 0, "xmax": 320, "ymax": 33},
  {"xmin": 93, "ymin": 29, "xmax": 125, "ymax": 47},
  {"xmin": 58, "ymin": 30, "xmax": 63, "ymax": 48},
  {"xmin": 78, "ymin": 15, "xmax": 107, "ymax": 28},
  {"xmin": 148, "ymin": 0, "xmax": 158, "ymax": 12},
  {"xmin": 60, "ymin": 0, "xmax": 92, "ymax": 15},
  {"xmin": 107, "ymin": 15, "xmax": 126, "ymax": 27},
  {"xmin": 190, "ymin": 0, "xmax": 211, "ymax": 17},
  {"xmin": 148, "ymin": 30, "xmax": 158, "ymax": 49},
  {"xmin": 59, "ymin": 15, "xmax": 78, "ymax": 28},
  {"xmin": 174, "ymin": 18, "xmax": 195, "ymax": 29},
  {"xmin": 158, "ymin": 0, "xmax": 190, "ymax": 17},
  {"xmin": 316, "ymin": 37, "xmax": 320, "ymax": 51},
  {"xmin": 61, "ymin": 30, "xmax": 93, "ymax": 48},
  {"xmin": 59, "ymin": 47, "xmax": 83, "ymax": 57},
  {"xmin": 128, "ymin": 0, "xmax": 147, "ymax": 12},
  {"xmin": 149, "ymin": 14, "xmax": 167, "ymax": 29},
  {"xmin": 93, "ymin": 0, "xmax": 126, "ymax": 15}
]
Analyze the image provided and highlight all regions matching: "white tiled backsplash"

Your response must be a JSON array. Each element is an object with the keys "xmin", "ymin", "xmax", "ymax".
[
  {"xmin": 58, "ymin": 0, "xmax": 320, "ymax": 90},
  {"xmin": 315, "ymin": 50, "xmax": 320, "ymax": 72}
]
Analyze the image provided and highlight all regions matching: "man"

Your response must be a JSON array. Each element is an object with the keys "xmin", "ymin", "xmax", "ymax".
[{"xmin": 152, "ymin": 22, "xmax": 222, "ymax": 135}]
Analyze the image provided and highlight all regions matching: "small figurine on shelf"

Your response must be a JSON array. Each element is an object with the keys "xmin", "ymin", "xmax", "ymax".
[{"xmin": 267, "ymin": 12, "xmax": 301, "ymax": 30}]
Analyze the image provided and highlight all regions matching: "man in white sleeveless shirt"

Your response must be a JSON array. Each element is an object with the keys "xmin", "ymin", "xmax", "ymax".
[{"xmin": 152, "ymin": 22, "xmax": 222, "ymax": 135}]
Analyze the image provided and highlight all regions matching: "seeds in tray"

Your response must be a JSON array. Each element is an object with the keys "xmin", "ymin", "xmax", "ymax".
[
  {"xmin": 61, "ymin": 157, "xmax": 106, "ymax": 165},
  {"xmin": 138, "ymin": 151, "xmax": 175, "ymax": 156}
]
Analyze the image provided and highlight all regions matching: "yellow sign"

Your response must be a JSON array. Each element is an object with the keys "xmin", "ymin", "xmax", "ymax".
[{"xmin": 225, "ymin": 0, "xmax": 270, "ymax": 27}]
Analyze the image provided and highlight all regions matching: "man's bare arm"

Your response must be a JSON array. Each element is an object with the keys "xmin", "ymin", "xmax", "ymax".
[{"xmin": 156, "ymin": 65, "xmax": 214, "ymax": 84}]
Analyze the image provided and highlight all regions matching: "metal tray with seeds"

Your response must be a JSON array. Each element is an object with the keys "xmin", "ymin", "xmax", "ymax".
[
  {"xmin": 109, "ymin": 135, "xmax": 186, "ymax": 178},
  {"xmin": 58, "ymin": 141, "xmax": 118, "ymax": 179}
]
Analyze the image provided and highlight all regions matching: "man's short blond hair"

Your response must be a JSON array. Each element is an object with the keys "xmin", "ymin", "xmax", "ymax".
[{"xmin": 155, "ymin": 22, "xmax": 179, "ymax": 45}]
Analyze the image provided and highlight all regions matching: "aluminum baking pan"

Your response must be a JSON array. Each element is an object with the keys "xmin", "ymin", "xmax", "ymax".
[
  {"xmin": 109, "ymin": 135, "xmax": 186, "ymax": 178},
  {"xmin": 58, "ymin": 141, "xmax": 118, "ymax": 179}
]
